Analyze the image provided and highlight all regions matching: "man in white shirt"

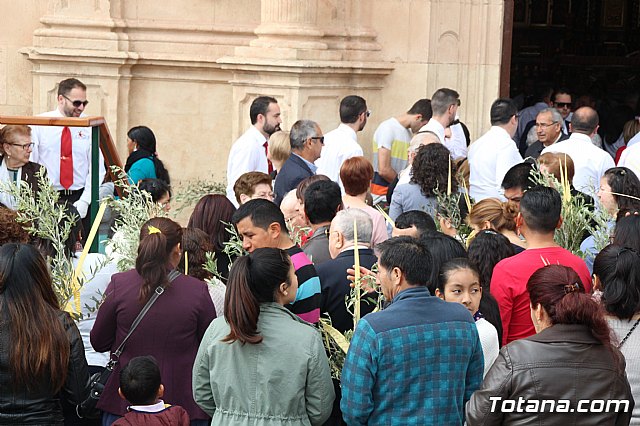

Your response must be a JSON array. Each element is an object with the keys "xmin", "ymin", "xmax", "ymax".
[
  {"xmin": 315, "ymin": 95, "xmax": 368, "ymax": 185},
  {"xmin": 541, "ymin": 106, "xmax": 615, "ymax": 199},
  {"xmin": 226, "ymin": 96, "xmax": 282, "ymax": 206},
  {"xmin": 419, "ymin": 88, "xmax": 460, "ymax": 144},
  {"xmin": 468, "ymin": 98, "xmax": 523, "ymax": 201},
  {"xmin": 31, "ymin": 78, "xmax": 106, "ymax": 222},
  {"xmin": 618, "ymin": 132, "xmax": 640, "ymax": 180}
]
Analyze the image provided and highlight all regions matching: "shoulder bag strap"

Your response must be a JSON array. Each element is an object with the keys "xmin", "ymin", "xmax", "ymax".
[{"xmin": 109, "ymin": 270, "xmax": 181, "ymax": 363}]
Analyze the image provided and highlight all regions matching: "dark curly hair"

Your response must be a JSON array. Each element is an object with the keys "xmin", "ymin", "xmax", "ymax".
[
  {"xmin": 410, "ymin": 143, "xmax": 457, "ymax": 197},
  {"xmin": 178, "ymin": 228, "xmax": 214, "ymax": 281},
  {"xmin": 603, "ymin": 167, "xmax": 640, "ymax": 220}
]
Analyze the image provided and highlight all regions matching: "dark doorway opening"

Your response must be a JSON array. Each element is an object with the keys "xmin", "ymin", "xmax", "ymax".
[{"xmin": 504, "ymin": 0, "xmax": 640, "ymax": 150}]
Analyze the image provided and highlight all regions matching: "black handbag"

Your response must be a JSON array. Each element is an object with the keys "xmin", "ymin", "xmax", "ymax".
[{"xmin": 77, "ymin": 270, "xmax": 180, "ymax": 418}]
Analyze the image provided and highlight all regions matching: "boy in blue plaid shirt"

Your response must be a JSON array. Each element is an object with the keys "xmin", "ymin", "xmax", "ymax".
[{"xmin": 341, "ymin": 237, "xmax": 484, "ymax": 425}]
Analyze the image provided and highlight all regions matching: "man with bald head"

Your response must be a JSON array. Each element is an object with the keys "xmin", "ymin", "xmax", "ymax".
[
  {"xmin": 541, "ymin": 106, "xmax": 614, "ymax": 198},
  {"xmin": 524, "ymin": 108, "xmax": 568, "ymax": 159}
]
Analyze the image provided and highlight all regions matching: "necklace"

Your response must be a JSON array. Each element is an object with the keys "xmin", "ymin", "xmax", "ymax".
[{"xmin": 618, "ymin": 317, "xmax": 640, "ymax": 349}]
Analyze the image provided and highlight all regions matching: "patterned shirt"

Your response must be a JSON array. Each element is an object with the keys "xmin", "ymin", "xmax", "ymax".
[
  {"xmin": 371, "ymin": 117, "xmax": 412, "ymax": 194},
  {"xmin": 286, "ymin": 245, "xmax": 321, "ymax": 324},
  {"xmin": 341, "ymin": 287, "xmax": 484, "ymax": 425}
]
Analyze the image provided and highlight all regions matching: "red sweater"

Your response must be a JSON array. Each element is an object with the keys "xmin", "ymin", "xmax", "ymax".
[
  {"xmin": 490, "ymin": 246, "xmax": 592, "ymax": 346},
  {"xmin": 113, "ymin": 404, "xmax": 190, "ymax": 425}
]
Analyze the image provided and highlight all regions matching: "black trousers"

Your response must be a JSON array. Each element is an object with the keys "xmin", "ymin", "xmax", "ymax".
[{"xmin": 58, "ymin": 189, "xmax": 92, "ymax": 244}]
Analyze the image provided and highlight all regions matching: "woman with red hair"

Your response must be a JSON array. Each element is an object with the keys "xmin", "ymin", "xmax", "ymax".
[
  {"xmin": 467, "ymin": 264, "xmax": 632, "ymax": 425},
  {"xmin": 340, "ymin": 156, "xmax": 388, "ymax": 246}
]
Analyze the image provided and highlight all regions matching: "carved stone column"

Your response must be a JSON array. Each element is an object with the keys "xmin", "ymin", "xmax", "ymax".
[
  {"xmin": 251, "ymin": 0, "xmax": 326, "ymax": 50},
  {"xmin": 220, "ymin": 0, "xmax": 393, "ymax": 145}
]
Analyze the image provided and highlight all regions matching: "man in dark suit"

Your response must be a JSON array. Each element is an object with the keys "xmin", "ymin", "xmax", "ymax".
[
  {"xmin": 316, "ymin": 207, "xmax": 378, "ymax": 426},
  {"xmin": 273, "ymin": 119, "xmax": 324, "ymax": 205},
  {"xmin": 316, "ymin": 208, "xmax": 378, "ymax": 334},
  {"xmin": 524, "ymin": 108, "xmax": 568, "ymax": 159}
]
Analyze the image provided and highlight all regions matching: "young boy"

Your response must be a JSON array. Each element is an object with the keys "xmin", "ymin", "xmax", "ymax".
[{"xmin": 113, "ymin": 356, "xmax": 190, "ymax": 426}]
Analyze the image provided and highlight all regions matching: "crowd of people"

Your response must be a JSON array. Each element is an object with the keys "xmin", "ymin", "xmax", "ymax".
[{"xmin": 1, "ymin": 77, "xmax": 640, "ymax": 425}]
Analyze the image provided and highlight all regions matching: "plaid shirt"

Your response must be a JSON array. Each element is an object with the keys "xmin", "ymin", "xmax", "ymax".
[{"xmin": 341, "ymin": 287, "xmax": 484, "ymax": 425}]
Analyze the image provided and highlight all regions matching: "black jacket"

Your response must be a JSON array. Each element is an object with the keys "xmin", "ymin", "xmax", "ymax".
[
  {"xmin": 273, "ymin": 153, "xmax": 314, "ymax": 205},
  {"xmin": 0, "ymin": 156, "xmax": 45, "ymax": 195},
  {"xmin": 466, "ymin": 324, "xmax": 633, "ymax": 425},
  {"xmin": 0, "ymin": 310, "xmax": 90, "ymax": 425},
  {"xmin": 316, "ymin": 248, "xmax": 378, "ymax": 334}
]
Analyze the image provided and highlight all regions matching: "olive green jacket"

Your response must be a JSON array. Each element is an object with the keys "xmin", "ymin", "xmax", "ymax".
[{"xmin": 192, "ymin": 303, "xmax": 334, "ymax": 425}]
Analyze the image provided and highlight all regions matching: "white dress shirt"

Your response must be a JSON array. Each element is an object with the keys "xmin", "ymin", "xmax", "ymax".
[
  {"xmin": 225, "ymin": 125, "xmax": 269, "ymax": 206},
  {"xmin": 617, "ymin": 133, "xmax": 640, "ymax": 181},
  {"xmin": 541, "ymin": 132, "xmax": 615, "ymax": 198},
  {"xmin": 30, "ymin": 109, "xmax": 106, "ymax": 208},
  {"xmin": 468, "ymin": 126, "xmax": 523, "ymax": 201},
  {"xmin": 419, "ymin": 118, "xmax": 446, "ymax": 143},
  {"xmin": 315, "ymin": 123, "xmax": 363, "ymax": 186},
  {"xmin": 445, "ymin": 123, "xmax": 468, "ymax": 160}
]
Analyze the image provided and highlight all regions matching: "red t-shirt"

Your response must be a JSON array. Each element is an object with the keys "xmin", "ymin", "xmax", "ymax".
[{"xmin": 490, "ymin": 246, "xmax": 592, "ymax": 346}]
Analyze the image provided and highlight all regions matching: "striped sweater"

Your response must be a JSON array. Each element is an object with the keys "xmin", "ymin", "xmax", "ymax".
[{"xmin": 286, "ymin": 245, "xmax": 321, "ymax": 324}]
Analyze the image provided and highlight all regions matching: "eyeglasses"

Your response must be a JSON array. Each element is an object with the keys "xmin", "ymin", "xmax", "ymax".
[
  {"xmin": 7, "ymin": 142, "xmax": 34, "ymax": 150},
  {"xmin": 310, "ymin": 136, "xmax": 325, "ymax": 145},
  {"xmin": 62, "ymin": 95, "xmax": 89, "ymax": 108},
  {"xmin": 535, "ymin": 121, "xmax": 558, "ymax": 129},
  {"xmin": 554, "ymin": 102, "xmax": 571, "ymax": 108}
]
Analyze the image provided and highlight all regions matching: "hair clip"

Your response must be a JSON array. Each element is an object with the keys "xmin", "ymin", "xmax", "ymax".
[
  {"xmin": 148, "ymin": 225, "xmax": 162, "ymax": 235},
  {"xmin": 563, "ymin": 283, "xmax": 580, "ymax": 294}
]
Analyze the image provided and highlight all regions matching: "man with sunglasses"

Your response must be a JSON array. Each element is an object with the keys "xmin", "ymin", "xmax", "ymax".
[
  {"xmin": 553, "ymin": 89, "xmax": 573, "ymax": 136},
  {"xmin": 31, "ymin": 78, "xmax": 105, "ymax": 226},
  {"xmin": 273, "ymin": 119, "xmax": 324, "ymax": 205}
]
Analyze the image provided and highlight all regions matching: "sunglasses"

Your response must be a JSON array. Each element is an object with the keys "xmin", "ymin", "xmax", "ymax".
[
  {"xmin": 62, "ymin": 95, "xmax": 89, "ymax": 108},
  {"xmin": 554, "ymin": 102, "xmax": 571, "ymax": 108}
]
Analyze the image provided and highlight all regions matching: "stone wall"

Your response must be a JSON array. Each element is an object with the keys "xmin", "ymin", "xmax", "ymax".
[{"xmin": 0, "ymin": 0, "xmax": 506, "ymax": 186}]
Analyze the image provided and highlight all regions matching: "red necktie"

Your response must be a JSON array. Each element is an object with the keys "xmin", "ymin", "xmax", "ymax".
[
  {"xmin": 263, "ymin": 141, "xmax": 274, "ymax": 174},
  {"xmin": 60, "ymin": 126, "xmax": 74, "ymax": 189}
]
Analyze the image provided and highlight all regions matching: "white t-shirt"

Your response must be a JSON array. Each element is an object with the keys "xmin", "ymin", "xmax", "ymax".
[
  {"xmin": 618, "ymin": 133, "xmax": 640, "ymax": 181},
  {"xmin": 69, "ymin": 253, "xmax": 118, "ymax": 366},
  {"xmin": 476, "ymin": 317, "xmax": 499, "ymax": 378},
  {"xmin": 541, "ymin": 132, "xmax": 615, "ymax": 199},
  {"xmin": 419, "ymin": 118, "xmax": 446, "ymax": 143},
  {"xmin": 315, "ymin": 123, "xmax": 363, "ymax": 186},
  {"xmin": 225, "ymin": 125, "xmax": 269, "ymax": 206},
  {"xmin": 468, "ymin": 126, "xmax": 523, "ymax": 201}
]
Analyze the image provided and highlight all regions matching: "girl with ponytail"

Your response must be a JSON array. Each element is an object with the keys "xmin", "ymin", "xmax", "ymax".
[
  {"xmin": 193, "ymin": 248, "xmax": 335, "ymax": 425},
  {"xmin": 467, "ymin": 264, "xmax": 632, "ymax": 425},
  {"xmin": 594, "ymin": 244, "xmax": 640, "ymax": 424},
  {"xmin": 91, "ymin": 217, "xmax": 216, "ymax": 425}
]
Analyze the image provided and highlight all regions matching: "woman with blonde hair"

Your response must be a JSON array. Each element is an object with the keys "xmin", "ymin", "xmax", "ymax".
[
  {"xmin": 467, "ymin": 198, "xmax": 526, "ymax": 252},
  {"xmin": 267, "ymin": 130, "xmax": 291, "ymax": 177}
]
